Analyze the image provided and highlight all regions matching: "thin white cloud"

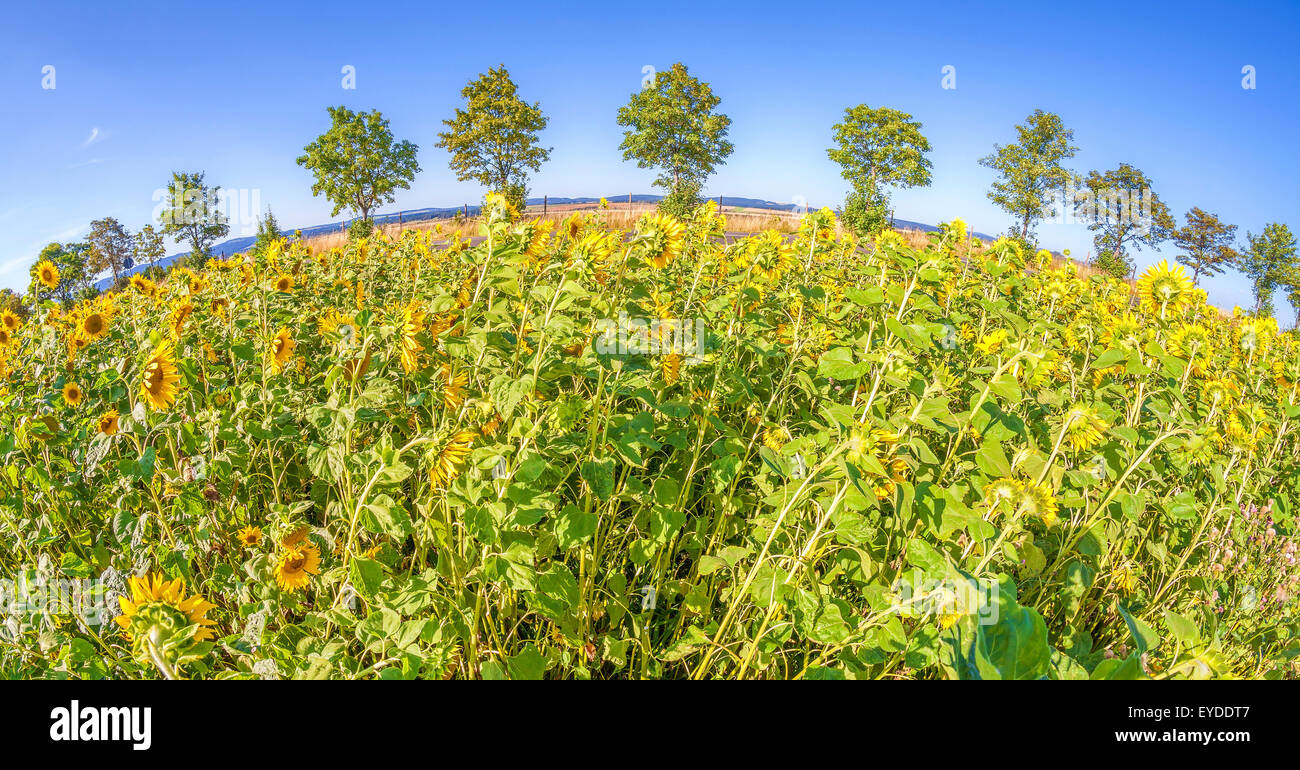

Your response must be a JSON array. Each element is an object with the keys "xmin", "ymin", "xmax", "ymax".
[
  {"xmin": 80, "ymin": 127, "xmax": 103, "ymax": 148},
  {"xmin": 69, "ymin": 159, "xmax": 103, "ymax": 169}
]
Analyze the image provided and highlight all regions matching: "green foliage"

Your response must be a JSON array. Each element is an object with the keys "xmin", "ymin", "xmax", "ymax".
[
  {"xmin": 616, "ymin": 62, "xmax": 733, "ymax": 197},
  {"xmin": 298, "ymin": 106, "xmax": 421, "ymax": 223},
  {"xmin": 828, "ymin": 104, "xmax": 932, "ymax": 232},
  {"xmin": 252, "ymin": 210, "xmax": 281, "ymax": 256},
  {"xmin": 1240, "ymin": 222, "xmax": 1298, "ymax": 317},
  {"xmin": 158, "ymin": 171, "xmax": 230, "ymax": 260},
  {"xmin": 1079, "ymin": 164, "xmax": 1173, "ymax": 275},
  {"xmin": 86, "ymin": 217, "xmax": 134, "ymax": 283},
  {"xmin": 656, "ymin": 180, "xmax": 702, "ymax": 219},
  {"xmin": 31, "ymin": 241, "xmax": 93, "ymax": 305},
  {"xmin": 133, "ymin": 224, "xmax": 166, "ymax": 271},
  {"xmin": 435, "ymin": 65, "xmax": 551, "ymax": 213},
  {"xmin": 1173, "ymin": 207, "xmax": 1239, "ymax": 286},
  {"xmin": 979, "ymin": 110, "xmax": 1078, "ymax": 240}
]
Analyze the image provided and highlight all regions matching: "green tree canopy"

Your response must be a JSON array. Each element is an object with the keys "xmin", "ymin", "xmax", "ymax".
[
  {"xmin": 827, "ymin": 105, "xmax": 932, "ymax": 237},
  {"xmin": 1240, "ymin": 222, "xmax": 1298, "ymax": 317},
  {"xmin": 158, "ymin": 171, "xmax": 230, "ymax": 260},
  {"xmin": 86, "ymin": 216, "xmax": 134, "ymax": 284},
  {"xmin": 133, "ymin": 224, "xmax": 166, "ymax": 272},
  {"xmin": 32, "ymin": 242, "xmax": 93, "ymax": 306},
  {"xmin": 1079, "ymin": 164, "xmax": 1173, "ymax": 279},
  {"xmin": 298, "ymin": 106, "xmax": 421, "ymax": 224},
  {"xmin": 435, "ymin": 65, "xmax": 551, "ymax": 213},
  {"xmin": 616, "ymin": 62, "xmax": 733, "ymax": 207},
  {"xmin": 1172, "ymin": 207, "xmax": 1239, "ymax": 286},
  {"xmin": 979, "ymin": 109, "xmax": 1078, "ymax": 242}
]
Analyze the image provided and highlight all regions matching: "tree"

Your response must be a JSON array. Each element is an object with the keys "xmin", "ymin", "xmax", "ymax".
[
  {"xmin": 31, "ymin": 242, "xmax": 93, "ymax": 306},
  {"xmin": 86, "ymin": 217, "xmax": 134, "ymax": 284},
  {"xmin": 827, "ymin": 105, "xmax": 932, "ymax": 235},
  {"xmin": 252, "ymin": 209, "xmax": 282, "ymax": 256},
  {"xmin": 979, "ymin": 109, "xmax": 1078, "ymax": 242},
  {"xmin": 298, "ymin": 106, "xmax": 421, "ymax": 225},
  {"xmin": 159, "ymin": 171, "xmax": 230, "ymax": 260},
  {"xmin": 435, "ymin": 66, "xmax": 551, "ymax": 213},
  {"xmin": 1239, "ymin": 223, "xmax": 1298, "ymax": 317},
  {"xmin": 616, "ymin": 62, "xmax": 734, "ymax": 215},
  {"xmin": 1078, "ymin": 164, "xmax": 1173, "ymax": 279},
  {"xmin": 134, "ymin": 224, "xmax": 166, "ymax": 271},
  {"xmin": 1172, "ymin": 207, "xmax": 1239, "ymax": 286}
]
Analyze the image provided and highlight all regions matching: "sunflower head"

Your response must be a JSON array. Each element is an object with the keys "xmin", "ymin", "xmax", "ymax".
[
  {"xmin": 429, "ymin": 429, "xmax": 477, "ymax": 490},
  {"xmin": 97, "ymin": 409, "xmax": 119, "ymax": 436},
  {"xmin": 35, "ymin": 260, "xmax": 60, "ymax": 290},
  {"xmin": 1136, "ymin": 260, "xmax": 1193, "ymax": 315},
  {"xmin": 635, "ymin": 212, "xmax": 686, "ymax": 269},
  {"xmin": 139, "ymin": 340, "xmax": 181, "ymax": 411},
  {"xmin": 60, "ymin": 382, "xmax": 83, "ymax": 407},
  {"xmin": 236, "ymin": 526, "xmax": 262, "ymax": 548},
  {"xmin": 0, "ymin": 309, "xmax": 21, "ymax": 331},
  {"xmin": 114, "ymin": 572, "xmax": 217, "ymax": 663},
  {"xmin": 1061, "ymin": 404, "xmax": 1109, "ymax": 452},
  {"xmin": 267, "ymin": 328, "xmax": 296, "ymax": 373},
  {"xmin": 274, "ymin": 539, "xmax": 321, "ymax": 592},
  {"xmin": 274, "ymin": 274, "xmax": 295, "ymax": 293}
]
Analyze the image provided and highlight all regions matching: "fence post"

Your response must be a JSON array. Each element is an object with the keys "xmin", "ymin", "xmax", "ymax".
[{"xmin": 544, "ymin": 195, "xmax": 547, "ymax": 217}]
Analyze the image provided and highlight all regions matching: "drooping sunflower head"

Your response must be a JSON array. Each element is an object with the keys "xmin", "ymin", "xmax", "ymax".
[
  {"xmin": 399, "ymin": 302, "xmax": 425, "ymax": 374},
  {"xmin": 635, "ymin": 212, "xmax": 686, "ymax": 269},
  {"xmin": 428, "ymin": 429, "xmax": 477, "ymax": 490},
  {"xmin": 140, "ymin": 340, "xmax": 181, "ymax": 411},
  {"xmin": 1016, "ymin": 481, "xmax": 1059, "ymax": 526},
  {"xmin": 35, "ymin": 260, "xmax": 60, "ymax": 289},
  {"xmin": 267, "ymin": 328, "xmax": 296, "ymax": 373},
  {"xmin": 1136, "ymin": 260, "xmax": 1193, "ymax": 314},
  {"xmin": 114, "ymin": 572, "xmax": 218, "ymax": 658},
  {"xmin": 97, "ymin": 409, "xmax": 119, "ymax": 436},
  {"xmin": 746, "ymin": 230, "xmax": 794, "ymax": 283},
  {"xmin": 1060, "ymin": 404, "xmax": 1109, "ymax": 452}
]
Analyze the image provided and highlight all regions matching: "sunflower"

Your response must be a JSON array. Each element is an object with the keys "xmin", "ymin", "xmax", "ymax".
[
  {"xmin": 747, "ymin": 230, "xmax": 794, "ymax": 283},
  {"xmin": 114, "ymin": 572, "xmax": 218, "ymax": 645},
  {"xmin": 0, "ymin": 327, "xmax": 12, "ymax": 347},
  {"xmin": 236, "ymin": 526, "xmax": 262, "ymax": 548},
  {"xmin": 429, "ymin": 429, "xmax": 476, "ymax": 489},
  {"xmin": 96, "ymin": 409, "xmax": 119, "ymax": 436},
  {"xmin": 129, "ymin": 274, "xmax": 157, "ymax": 297},
  {"xmin": 1136, "ymin": 260, "xmax": 1193, "ymax": 316},
  {"xmin": 1060, "ymin": 404, "xmax": 1109, "ymax": 452},
  {"xmin": 79, "ymin": 310, "xmax": 108, "ymax": 340},
  {"xmin": 661, "ymin": 352, "xmax": 683, "ymax": 385},
  {"xmin": 400, "ymin": 302, "xmax": 425, "ymax": 374},
  {"xmin": 0, "ymin": 309, "xmax": 21, "ymax": 331},
  {"xmin": 982, "ymin": 478, "xmax": 1023, "ymax": 514},
  {"xmin": 274, "ymin": 274, "xmax": 294, "ymax": 293},
  {"xmin": 35, "ymin": 260, "xmax": 60, "ymax": 289},
  {"xmin": 58, "ymin": 381, "xmax": 83, "ymax": 407},
  {"xmin": 274, "ymin": 540, "xmax": 321, "ymax": 592},
  {"xmin": 1016, "ymin": 481, "xmax": 1059, "ymax": 526},
  {"xmin": 974, "ymin": 329, "xmax": 1009, "ymax": 356},
  {"xmin": 267, "ymin": 328, "xmax": 296, "ymax": 373},
  {"xmin": 140, "ymin": 341, "xmax": 181, "ymax": 411},
  {"xmin": 636, "ymin": 212, "xmax": 686, "ymax": 269},
  {"xmin": 440, "ymin": 364, "xmax": 467, "ymax": 410}
]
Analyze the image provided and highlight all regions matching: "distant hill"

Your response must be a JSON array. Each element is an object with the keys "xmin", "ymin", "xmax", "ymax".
[{"xmin": 96, "ymin": 195, "xmax": 996, "ymax": 290}]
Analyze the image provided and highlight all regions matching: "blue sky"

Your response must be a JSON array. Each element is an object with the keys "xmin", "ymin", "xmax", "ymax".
[{"xmin": 2, "ymin": 0, "xmax": 1297, "ymax": 319}]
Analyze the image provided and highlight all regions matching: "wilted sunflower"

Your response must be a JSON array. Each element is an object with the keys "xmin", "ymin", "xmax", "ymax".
[
  {"xmin": 267, "ymin": 328, "xmax": 296, "ymax": 373},
  {"xmin": 140, "ymin": 340, "xmax": 181, "ymax": 411},
  {"xmin": 429, "ymin": 429, "xmax": 476, "ymax": 489},
  {"xmin": 400, "ymin": 302, "xmax": 425, "ymax": 374},
  {"xmin": 636, "ymin": 212, "xmax": 686, "ymax": 269},
  {"xmin": 61, "ymin": 382, "xmax": 83, "ymax": 407},
  {"xmin": 96, "ymin": 409, "xmax": 119, "ymax": 436},
  {"xmin": 35, "ymin": 260, "xmax": 60, "ymax": 289},
  {"xmin": 661, "ymin": 352, "xmax": 683, "ymax": 385},
  {"xmin": 1059, "ymin": 404, "xmax": 1109, "ymax": 452},
  {"xmin": 1136, "ymin": 260, "xmax": 1193, "ymax": 316},
  {"xmin": 439, "ymin": 364, "xmax": 467, "ymax": 410},
  {"xmin": 236, "ymin": 526, "xmax": 262, "ymax": 548},
  {"xmin": 114, "ymin": 572, "xmax": 218, "ymax": 646}
]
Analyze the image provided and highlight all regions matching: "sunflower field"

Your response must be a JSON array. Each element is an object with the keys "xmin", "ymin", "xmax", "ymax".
[{"xmin": 3, "ymin": 193, "xmax": 1300, "ymax": 680}]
